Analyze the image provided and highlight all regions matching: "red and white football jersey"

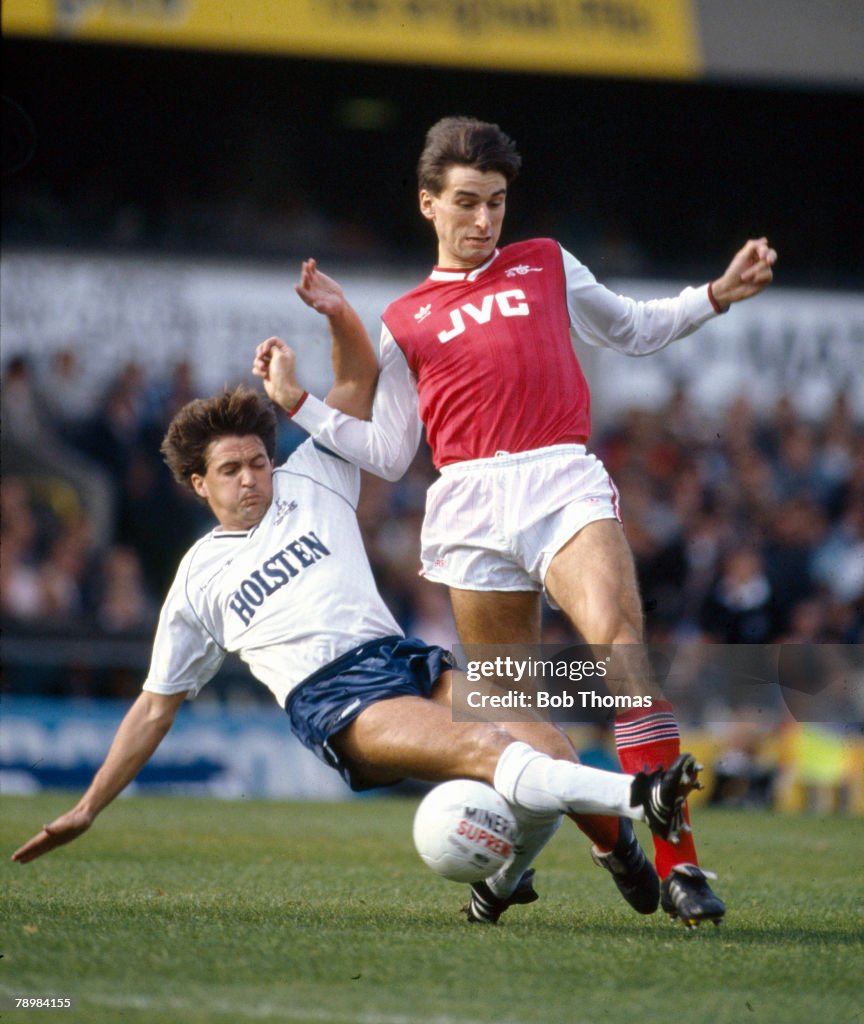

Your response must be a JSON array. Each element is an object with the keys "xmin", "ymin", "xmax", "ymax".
[
  {"xmin": 292, "ymin": 240, "xmax": 716, "ymax": 477},
  {"xmin": 382, "ymin": 238, "xmax": 590, "ymax": 466}
]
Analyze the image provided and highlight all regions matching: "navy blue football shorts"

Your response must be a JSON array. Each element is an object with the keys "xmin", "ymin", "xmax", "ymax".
[{"xmin": 285, "ymin": 635, "xmax": 456, "ymax": 791}]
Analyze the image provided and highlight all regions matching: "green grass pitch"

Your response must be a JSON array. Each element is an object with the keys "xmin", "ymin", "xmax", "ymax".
[{"xmin": 2, "ymin": 794, "xmax": 862, "ymax": 1024}]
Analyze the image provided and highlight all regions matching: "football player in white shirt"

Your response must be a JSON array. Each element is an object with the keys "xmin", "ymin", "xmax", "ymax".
[
  {"xmin": 288, "ymin": 117, "xmax": 777, "ymax": 927},
  {"xmin": 11, "ymin": 334, "xmax": 704, "ymax": 924}
]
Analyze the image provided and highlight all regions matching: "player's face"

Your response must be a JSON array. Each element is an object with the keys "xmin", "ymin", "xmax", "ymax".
[
  {"xmin": 191, "ymin": 434, "xmax": 274, "ymax": 531},
  {"xmin": 420, "ymin": 166, "xmax": 507, "ymax": 269}
]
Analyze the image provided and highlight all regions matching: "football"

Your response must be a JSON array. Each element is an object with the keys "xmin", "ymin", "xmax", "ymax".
[{"xmin": 412, "ymin": 779, "xmax": 519, "ymax": 883}]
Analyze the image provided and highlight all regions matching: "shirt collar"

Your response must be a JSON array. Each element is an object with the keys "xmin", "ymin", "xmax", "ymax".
[{"xmin": 429, "ymin": 249, "xmax": 500, "ymax": 282}]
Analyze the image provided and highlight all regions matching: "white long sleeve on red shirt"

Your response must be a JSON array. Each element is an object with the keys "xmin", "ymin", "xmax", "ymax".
[
  {"xmin": 293, "ymin": 328, "xmax": 423, "ymax": 482},
  {"xmin": 292, "ymin": 241, "xmax": 717, "ymax": 480}
]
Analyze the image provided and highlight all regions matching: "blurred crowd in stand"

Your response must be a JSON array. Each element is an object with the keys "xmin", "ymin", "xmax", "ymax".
[
  {"xmin": 2, "ymin": 346, "xmax": 863, "ymax": 705},
  {"xmin": 597, "ymin": 388, "xmax": 864, "ymax": 646},
  {"xmin": 2, "ymin": 352, "xmax": 209, "ymax": 650}
]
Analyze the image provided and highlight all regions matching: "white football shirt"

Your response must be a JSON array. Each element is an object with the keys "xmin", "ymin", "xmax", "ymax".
[{"xmin": 142, "ymin": 439, "xmax": 403, "ymax": 706}]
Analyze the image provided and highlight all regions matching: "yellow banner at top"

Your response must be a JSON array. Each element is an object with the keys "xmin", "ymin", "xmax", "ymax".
[{"xmin": 4, "ymin": 0, "xmax": 702, "ymax": 79}]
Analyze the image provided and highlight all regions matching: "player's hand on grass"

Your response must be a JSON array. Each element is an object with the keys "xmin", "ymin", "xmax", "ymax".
[
  {"xmin": 252, "ymin": 336, "xmax": 306, "ymax": 412},
  {"xmin": 711, "ymin": 237, "xmax": 777, "ymax": 308},
  {"xmin": 12, "ymin": 808, "xmax": 93, "ymax": 864},
  {"xmin": 295, "ymin": 258, "xmax": 346, "ymax": 318}
]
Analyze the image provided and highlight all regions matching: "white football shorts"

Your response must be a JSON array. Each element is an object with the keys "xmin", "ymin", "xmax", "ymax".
[{"xmin": 420, "ymin": 444, "xmax": 622, "ymax": 594}]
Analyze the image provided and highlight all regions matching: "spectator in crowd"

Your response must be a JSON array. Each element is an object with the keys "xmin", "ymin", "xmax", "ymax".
[
  {"xmin": 1, "ymin": 477, "xmax": 47, "ymax": 621},
  {"xmin": 74, "ymin": 362, "xmax": 149, "ymax": 481},
  {"xmin": 700, "ymin": 546, "xmax": 777, "ymax": 644},
  {"xmin": 1, "ymin": 355, "xmax": 115, "ymax": 543},
  {"xmin": 761, "ymin": 496, "xmax": 826, "ymax": 632},
  {"xmin": 35, "ymin": 347, "xmax": 99, "ymax": 442},
  {"xmin": 36, "ymin": 519, "xmax": 94, "ymax": 623},
  {"xmin": 813, "ymin": 498, "xmax": 864, "ymax": 608},
  {"xmin": 93, "ymin": 545, "xmax": 159, "ymax": 634}
]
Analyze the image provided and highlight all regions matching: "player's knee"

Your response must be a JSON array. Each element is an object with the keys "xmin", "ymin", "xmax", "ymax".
[
  {"xmin": 532, "ymin": 730, "xmax": 578, "ymax": 761},
  {"xmin": 604, "ymin": 622, "xmax": 643, "ymax": 645},
  {"xmin": 464, "ymin": 723, "xmax": 512, "ymax": 782},
  {"xmin": 584, "ymin": 606, "xmax": 643, "ymax": 645}
]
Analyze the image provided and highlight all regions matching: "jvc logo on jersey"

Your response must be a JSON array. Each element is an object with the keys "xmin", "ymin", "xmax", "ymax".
[
  {"xmin": 228, "ymin": 531, "xmax": 331, "ymax": 626},
  {"xmin": 438, "ymin": 289, "xmax": 529, "ymax": 344}
]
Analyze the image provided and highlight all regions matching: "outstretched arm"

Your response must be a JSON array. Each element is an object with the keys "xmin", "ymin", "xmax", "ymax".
[
  {"xmin": 565, "ymin": 236, "xmax": 778, "ymax": 357},
  {"xmin": 709, "ymin": 237, "xmax": 777, "ymax": 310},
  {"xmin": 295, "ymin": 258, "xmax": 378, "ymax": 420},
  {"xmin": 11, "ymin": 690, "xmax": 188, "ymax": 864}
]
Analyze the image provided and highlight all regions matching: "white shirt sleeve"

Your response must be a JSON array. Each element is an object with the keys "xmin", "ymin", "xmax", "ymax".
[
  {"xmin": 291, "ymin": 326, "xmax": 423, "ymax": 481},
  {"xmin": 561, "ymin": 247, "xmax": 717, "ymax": 357},
  {"xmin": 278, "ymin": 437, "xmax": 362, "ymax": 508},
  {"xmin": 142, "ymin": 563, "xmax": 226, "ymax": 698}
]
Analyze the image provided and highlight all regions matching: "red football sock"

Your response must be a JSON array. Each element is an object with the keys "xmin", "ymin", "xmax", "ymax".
[
  {"xmin": 569, "ymin": 812, "xmax": 620, "ymax": 853},
  {"xmin": 614, "ymin": 700, "xmax": 699, "ymax": 878}
]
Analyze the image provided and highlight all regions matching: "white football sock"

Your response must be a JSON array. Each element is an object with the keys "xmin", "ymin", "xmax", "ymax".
[
  {"xmin": 486, "ymin": 809, "xmax": 561, "ymax": 900},
  {"xmin": 494, "ymin": 741, "xmax": 643, "ymax": 820}
]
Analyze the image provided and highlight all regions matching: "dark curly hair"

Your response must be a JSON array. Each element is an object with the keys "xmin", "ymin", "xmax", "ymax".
[
  {"xmin": 160, "ymin": 384, "xmax": 277, "ymax": 490},
  {"xmin": 417, "ymin": 116, "xmax": 522, "ymax": 195}
]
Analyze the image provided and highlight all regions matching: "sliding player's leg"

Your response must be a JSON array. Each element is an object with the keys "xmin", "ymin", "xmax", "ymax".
[
  {"xmin": 448, "ymin": 586, "xmax": 658, "ymax": 912},
  {"xmin": 330, "ymin": 676, "xmax": 700, "ymax": 837}
]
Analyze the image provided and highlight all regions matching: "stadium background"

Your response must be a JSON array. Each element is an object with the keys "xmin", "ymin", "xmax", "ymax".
[{"xmin": 2, "ymin": 1, "xmax": 863, "ymax": 810}]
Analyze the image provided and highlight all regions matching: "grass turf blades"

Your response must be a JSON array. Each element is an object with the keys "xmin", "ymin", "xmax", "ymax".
[{"xmin": 2, "ymin": 795, "xmax": 861, "ymax": 1024}]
